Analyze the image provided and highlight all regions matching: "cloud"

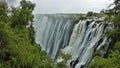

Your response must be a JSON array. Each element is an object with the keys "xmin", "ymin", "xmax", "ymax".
[{"xmin": 6, "ymin": 0, "xmax": 114, "ymax": 14}]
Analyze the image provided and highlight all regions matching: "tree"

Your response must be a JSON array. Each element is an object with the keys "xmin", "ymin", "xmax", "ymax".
[
  {"xmin": 10, "ymin": 0, "xmax": 35, "ymax": 28},
  {"xmin": 28, "ymin": 25, "xmax": 35, "ymax": 44},
  {"xmin": 86, "ymin": 11, "xmax": 94, "ymax": 17},
  {"xmin": 110, "ymin": 0, "xmax": 120, "ymax": 15},
  {"xmin": 89, "ymin": 0, "xmax": 120, "ymax": 68},
  {"xmin": 0, "ymin": 2, "xmax": 8, "ymax": 23},
  {"xmin": 0, "ymin": 22, "xmax": 9, "ymax": 48},
  {"xmin": 0, "ymin": 0, "xmax": 7, "ymax": 9},
  {"xmin": 0, "ymin": 0, "xmax": 58, "ymax": 68},
  {"xmin": 20, "ymin": 0, "xmax": 35, "ymax": 11}
]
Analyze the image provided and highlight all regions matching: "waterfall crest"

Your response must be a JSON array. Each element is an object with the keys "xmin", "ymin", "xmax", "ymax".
[
  {"xmin": 64, "ymin": 19, "xmax": 109, "ymax": 68},
  {"xmin": 34, "ymin": 14, "xmax": 111, "ymax": 68},
  {"xmin": 34, "ymin": 14, "xmax": 76, "ymax": 59},
  {"xmin": 6, "ymin": 0, "xmax": 112, "ymax": 67}
]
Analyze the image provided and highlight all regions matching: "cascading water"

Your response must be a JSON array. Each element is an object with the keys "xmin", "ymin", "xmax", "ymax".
[
  {"xmin": 34, "ymin": 14, "xmax": 111, "ymax": 68},
  {"xmin": 34, "ymin": 14, "xmax": 77, "ymax": 59},
  {"xmin": 6, "ymin": 0, "xmax": 112, "ymax": 68},
  {"xmin": 64, "ymin": 18, "xmax": 110, "ymax": 68}
]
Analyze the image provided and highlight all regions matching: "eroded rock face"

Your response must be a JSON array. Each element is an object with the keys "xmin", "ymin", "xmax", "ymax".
[{"xmin": 0, "ymin": 0, "xmax": 7, "ymax": 8}]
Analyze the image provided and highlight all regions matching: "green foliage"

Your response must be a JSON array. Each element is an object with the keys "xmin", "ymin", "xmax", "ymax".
[
  {"xmin": 113, "ymin": 42, "xmax": 120, "ymax": 51},
  {"xmin": 60, "ymin": 52, "xmax": 71, "ymax": 62},
  {"xmin": 93, "ymin": 50, "xmax": 102, "ymax": 57},
  {"xmin": 89, "ymin": 0, "xmax": 120, "ymax": 67},
  {"xmin": 112, "ymin": 14, "xmax": 120, "ymax": 28},
  {"xmin": 103, "ymin": 0, "xmax": 120, "ymax": 16},
  {"xmin": 106, "ymin": 29, "xmax": 120, "ymax": 45},
  {"xmin": 89, "ymin": 42, "xmax": 120, "ymax": 68},
  {"xmin": 0, "ymin": 1, "xmax": 7, "ymax": 9},
  {"xmin": 89, "ymin": 49, "xmax": 120, "ymax": 68},
  {"xmin": 86, "ymin": 11, "xmax": 94, "ymax": 17},
  {"xmin": 10, "ymin": 0, "xmax": 35, "ymax": 28},
  {"xmin": 0, "ymin": 0, "xmax": 56, "ymax": 68},
  {"xmin": 86, "ymin": 11, "xmax": 107, "ymax": 18},
  {"xmin": 0, "ymin": 7, "xmax": 8, "ymax": 23},
  {"xmin": 54, "ymin": 52, "xmax": 71, "ymax": 68},
  {"xmin": 10, "ymin": 8, "xmax": 34, "ymax": 28},
  {"xmin": 20, "ymin": 0, "xmax": 35, "ymax": 11},
  {"xmin": 110, "ymin": 0, "xmax": 120, "ymax": 15},
  {"xmin": 89, "ymin": 56, "xmax": 117, "ymax": 68},
  {"xmin": 0, "ymin": 22, "xmax": 10, "ymax": 47},
  {"xmin": 54, "ymin": 61, "xmax": 67, "ymax": 68},
  {"xmin": 28, "ymin": 25, "xmax": 35, "ymax": 44},
  {"xmin": 78, "ymin": 15, "xmax": 85, "ymax": 20}
]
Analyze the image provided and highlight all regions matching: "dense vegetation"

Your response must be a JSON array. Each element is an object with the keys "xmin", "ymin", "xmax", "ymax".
[
  {"xmin": 86, "ymin": 11, "xmax": 108, "ymax": 18},
  {"xmin": 1, "ymin": 0, "xmax": 120, "ymax": 68},
  {"xmin": 89, "ymin": 0, "xmax": 120, "ymax": 68},
  {"xmin": 0, "ymin": 0, "xmax": 56, "ymax": 68}
]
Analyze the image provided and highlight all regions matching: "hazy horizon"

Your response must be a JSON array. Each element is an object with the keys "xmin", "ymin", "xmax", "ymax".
[{"xmin": 6, "ymin": 0, "xmax": 114, "ymax": 14}]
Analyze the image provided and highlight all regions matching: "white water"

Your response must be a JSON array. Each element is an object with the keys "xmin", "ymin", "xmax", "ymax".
[
  {"xmin": 65, "ymin": 19, "xmax": 108, "ymax": 68},
  {"xmin": 6, "ymin": 1, "xmax": 112, "ymax": 68},
  {"xmin": 34, "ymin": 15, "xmax": 76, "ymax": 59},
  {"xmin": 34, "ymin": 14, "xmax": 111, "ymax": 68}
]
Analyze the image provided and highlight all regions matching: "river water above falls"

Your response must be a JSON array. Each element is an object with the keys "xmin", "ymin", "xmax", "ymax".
[{"xmin": 34, "ymin": 14, "xmax": 112, "ymax": 68}]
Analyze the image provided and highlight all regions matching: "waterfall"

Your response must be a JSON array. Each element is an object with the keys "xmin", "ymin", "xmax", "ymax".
[
  {"xmin": 34, "ymin": 14, "xmax": 77, "ymax": 59},
  {"xmin": 65, "ymin": 19, "xmax": 109, "ymax": 68},
  {"xmin": 34, "ymin": 14, "xmax": 111, "ymax": 68},
  {"xmin": 6, "ymin": 1, "xmax": 112, "ymax": 67}
]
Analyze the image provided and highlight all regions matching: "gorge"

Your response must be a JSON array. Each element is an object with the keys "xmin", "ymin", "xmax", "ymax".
[
  {"xmin": 34, "ymin": 14, "xmax": 112, "ymax": 68},
  {"xmin": 5, "ymin": 0, "xmax": 115, "ymax": 68}
]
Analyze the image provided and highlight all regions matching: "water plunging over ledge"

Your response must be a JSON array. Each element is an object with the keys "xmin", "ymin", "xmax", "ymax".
[
  {"xmin": 34, "ymin": 14, "xmax": 112, "ymax": 68},
  {"xmin": 5, "ymin": 0, "xmax": 113, "ymax": 68}
]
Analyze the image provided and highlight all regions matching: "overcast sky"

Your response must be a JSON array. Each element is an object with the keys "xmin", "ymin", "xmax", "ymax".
[{"xmin": 6, "ymin": 0, "xmax": 114, "ymax": 14}]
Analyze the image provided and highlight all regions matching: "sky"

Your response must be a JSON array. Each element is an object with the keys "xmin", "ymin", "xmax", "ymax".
[{"xmin": 6, "ymin": 0, "xmax": 114, "ymax": 14}]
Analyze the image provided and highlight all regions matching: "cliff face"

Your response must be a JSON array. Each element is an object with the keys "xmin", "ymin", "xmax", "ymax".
[{"xmin": 0, "ymin": 0, "xmax": 7, "ymax": 8}]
